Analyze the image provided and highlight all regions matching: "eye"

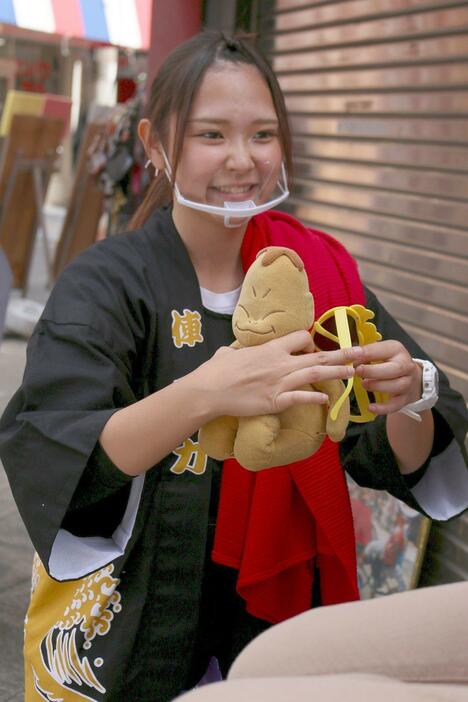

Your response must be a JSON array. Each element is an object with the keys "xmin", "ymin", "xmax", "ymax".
[
  {"xmin": 261, "ymin": 310, "xmax": 286, "ymax": 320},
  {"xmin": 197, "ymin": 131, "xmax": 224, "ymax": 141},
  {"xmin": 253, "ymin": 130, "xmax": 277, "ymax": 142}
]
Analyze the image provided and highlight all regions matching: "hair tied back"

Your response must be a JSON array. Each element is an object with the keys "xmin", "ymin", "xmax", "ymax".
[{"xmin": 221, "ymin": 33, "xmax": 240, "ymax": 52}]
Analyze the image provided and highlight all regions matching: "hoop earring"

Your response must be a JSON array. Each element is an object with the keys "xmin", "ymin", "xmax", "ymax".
[{"xmin": 145, "ymin": 159, "xmax": 160, "ymax": 177}]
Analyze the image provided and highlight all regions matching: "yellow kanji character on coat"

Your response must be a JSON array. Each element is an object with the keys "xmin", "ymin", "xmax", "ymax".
[
  {"xmin": 171, "ymin": 438, "xmax": 208, "ymax": 475},
  {"xmin": 171, "ymin": 309, "xmax": 203, "ymax": 348}
]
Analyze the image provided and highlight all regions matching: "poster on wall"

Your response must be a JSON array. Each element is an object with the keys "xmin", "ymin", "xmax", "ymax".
[{"xmin": 347, "ymin": 476, "xmax": 430, "ymax": 599}]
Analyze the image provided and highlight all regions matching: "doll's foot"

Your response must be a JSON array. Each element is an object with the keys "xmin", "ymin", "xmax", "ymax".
[
  {"xmin": 234, "ymin": 415, "xmax": 281, "ymax": 471},
  {"xmin": 264, "ymin": 428, "xmax": 324, "ymax": 467}
]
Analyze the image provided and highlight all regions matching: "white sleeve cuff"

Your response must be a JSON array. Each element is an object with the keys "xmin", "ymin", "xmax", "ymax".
[
  {"xmin": 48, "ymin": 473, "xmax": 145, "ymax": 580},
  {"xmin": 410, "ymin": 440, "xmax": 468, "ymax": 520}
]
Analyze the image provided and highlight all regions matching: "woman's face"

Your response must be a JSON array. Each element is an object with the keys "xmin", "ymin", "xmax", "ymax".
[{"xmin": 170, "ymin": 62, "xmax": 283, "ymax": 225}]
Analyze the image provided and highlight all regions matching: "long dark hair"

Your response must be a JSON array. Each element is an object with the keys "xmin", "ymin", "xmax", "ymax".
[{"xmin": 130, "ymin": 31, "xmax": 292, "ymax": 229}]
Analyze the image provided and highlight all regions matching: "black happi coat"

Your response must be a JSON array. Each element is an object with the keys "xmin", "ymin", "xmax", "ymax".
[{"xmin": 1, "ymin": 207, "xmax": 467, "ymax": 702}]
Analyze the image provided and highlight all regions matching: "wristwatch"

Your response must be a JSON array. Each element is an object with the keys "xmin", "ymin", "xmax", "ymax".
[{"xmin": 399, "ymin": 358, "xmax": 439, "ymax": 422}]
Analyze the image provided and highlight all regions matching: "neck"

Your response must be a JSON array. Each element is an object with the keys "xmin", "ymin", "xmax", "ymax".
[{"xmin": 172, "ymin": 203, "xmax": 246, "ymax": 292}]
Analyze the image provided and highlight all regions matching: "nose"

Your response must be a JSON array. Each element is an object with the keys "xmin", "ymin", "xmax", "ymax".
[{"xmin": 226, "ymin": 139, "xmax": 254, "ymax": 172}]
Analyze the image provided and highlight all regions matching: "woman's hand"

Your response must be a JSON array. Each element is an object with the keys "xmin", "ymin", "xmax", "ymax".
[
  {"xmin": 354, "ymin": 340, "xmax": 422, "ymax": 415},
  {"xmin": 191, "ymin": 330, "xmax": 362, "ymax": 419},
  {"xmin": 354, "ymin": 339, "xmax": 435, "ymax": 474}
]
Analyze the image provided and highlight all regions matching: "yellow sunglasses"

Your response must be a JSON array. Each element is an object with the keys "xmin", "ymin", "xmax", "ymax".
[{"xmin": 311, "ymin": 304, "xmax": 389, "ymax": 423}]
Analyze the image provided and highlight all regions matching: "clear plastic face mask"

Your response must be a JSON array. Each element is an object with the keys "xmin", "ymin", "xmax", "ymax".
[{"xmin": 161, "ymin": 148, "xmax": 289, "ymax": 227}]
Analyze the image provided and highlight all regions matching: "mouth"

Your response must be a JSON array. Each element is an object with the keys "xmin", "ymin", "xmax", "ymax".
[
  {"xmin": 235, "ymin": 322, "xmax": 275, "ymax": 335},
  {"xmin": 210, "ymin": 184, "xmax": 258, "ymax": 202}
]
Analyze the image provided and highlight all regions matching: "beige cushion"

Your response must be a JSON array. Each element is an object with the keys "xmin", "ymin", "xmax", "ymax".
[
  {"xmin": 229, "ymin": 582, "xmax": 468, "ymax": 684},
  {"xmin": 178, "ymin": 674, "xmax": 468, "ymax": 702}
]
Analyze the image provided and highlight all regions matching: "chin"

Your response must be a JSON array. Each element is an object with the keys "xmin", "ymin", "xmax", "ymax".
[{"xmin": 209, "ymin": 214, "xmax": 249, "ymax": 230}]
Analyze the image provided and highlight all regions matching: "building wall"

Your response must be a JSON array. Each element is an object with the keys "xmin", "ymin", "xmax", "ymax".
[{"xmin": 254, "ymin": 0, "xmax": 468, "ymax": 583}]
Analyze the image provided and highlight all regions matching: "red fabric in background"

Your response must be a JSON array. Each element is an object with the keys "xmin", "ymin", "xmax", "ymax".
[
  {"xmin": 212, "ymin": 210, "xmax": 363, "ymax": 624},
  {"xmin": 117, "ymin": 79, "xmax": 136, "ymax": 104}
]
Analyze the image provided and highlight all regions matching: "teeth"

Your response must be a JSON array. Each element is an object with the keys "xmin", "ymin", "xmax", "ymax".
[{"xmin": 216, "ymin": 185, "xmax": 252, "ymax": 194}]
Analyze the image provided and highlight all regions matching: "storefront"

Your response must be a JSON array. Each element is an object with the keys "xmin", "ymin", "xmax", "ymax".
[
  {"xmin": 0, "ymin": 1, "xmax": 151, "ymax": 201},
  {"xmin": 250, "ymin": 0, "xmax": 468, "ymax": 585}
]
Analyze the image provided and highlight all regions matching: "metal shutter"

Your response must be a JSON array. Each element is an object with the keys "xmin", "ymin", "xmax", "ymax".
[{"xmin": 254, "ymin": 0, "xmax": 468, "ymax": 583}]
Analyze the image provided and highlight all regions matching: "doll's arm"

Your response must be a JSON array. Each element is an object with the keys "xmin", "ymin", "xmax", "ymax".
[{"xmin": 198, "ymin": 416, "xmax": 239, "ymax": 460}]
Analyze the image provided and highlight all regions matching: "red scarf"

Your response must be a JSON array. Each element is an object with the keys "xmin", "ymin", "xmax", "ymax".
[{"xmin": 212, "ymin": 210, "xmax": 363, "ymax": 624}]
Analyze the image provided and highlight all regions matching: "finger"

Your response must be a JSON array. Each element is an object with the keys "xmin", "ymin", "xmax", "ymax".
[
  {"xmin": 275, "ymin": 389, "xmax": 329, "ymax": 413},
  {"xmin": 293, "ymin": 346, "xmax": 363, "ymax": 370},
  {"xmin": 276, "ymin": 330, "xmax": 314, "ymax": 353},
  {"xmin": 356, "ymin": 360, "xmax": 411, "ymax": 380},
  {"xmin": 368, "ymin": 395, "xmax": 408, "ymax": 415},
  {"xmin": 300, "ymin": 335, "xmax": 316, "ymax": 354},
  {"xmin": 362, "ymin": 376, "xmax": 412, "ymax": 395},
  {"xmin": 357, "ymin": 340, "xmax": 405, "ymax": 363},
  {"xmin": 282, "ymin": 364, "xmax": 354, "ymax": 392}
]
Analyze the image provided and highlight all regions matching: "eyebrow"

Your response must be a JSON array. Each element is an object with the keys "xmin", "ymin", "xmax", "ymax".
[{"xmin": 187, "ymin": 118, "xmax": 279, "ymax": 124}]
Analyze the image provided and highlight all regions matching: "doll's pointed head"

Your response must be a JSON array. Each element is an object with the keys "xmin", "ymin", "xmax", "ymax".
[{"xmin": 233, "ymin": 247, "xmax": 314, "ymax": 347}]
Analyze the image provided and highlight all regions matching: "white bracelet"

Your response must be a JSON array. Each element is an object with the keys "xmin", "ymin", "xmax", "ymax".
[{"xmin": 398, "ymin": 358, "xmax": 439, "ymax": 422}]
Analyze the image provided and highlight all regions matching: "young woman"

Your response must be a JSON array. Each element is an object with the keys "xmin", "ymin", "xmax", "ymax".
[{"xmin": 1, "ymin": 32, "xmax": 467, "ymax": 702}]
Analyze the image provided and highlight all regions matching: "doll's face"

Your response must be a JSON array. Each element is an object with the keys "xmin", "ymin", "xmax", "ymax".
[{"xmin": 233, "ymin": 251, "xmax": 314, "ymax": 347}]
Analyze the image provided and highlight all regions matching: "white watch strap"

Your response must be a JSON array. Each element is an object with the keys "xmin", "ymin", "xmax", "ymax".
[{"xmin": 399, "ymin": 406, "xmax": 423, "ymax": 422}]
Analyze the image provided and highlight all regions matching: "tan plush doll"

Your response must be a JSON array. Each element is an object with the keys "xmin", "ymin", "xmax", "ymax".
[{"xmin": 198, "ymin": 246, "xmax": 350, "ymax": 471}]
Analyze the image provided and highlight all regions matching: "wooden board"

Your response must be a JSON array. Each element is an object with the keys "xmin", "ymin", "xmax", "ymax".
[
  {"xmin": 0, "ymin": 114, "xmax": 63, "ymax": 290},
  {"xmin": 53, "ymin": 123, "xmax": 104, "ymax": 279}
]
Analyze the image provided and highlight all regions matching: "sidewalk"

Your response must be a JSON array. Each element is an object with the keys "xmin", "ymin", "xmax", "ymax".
[
  {"xmin": 0, "ymin": 208, "xmax": 64, "ymax": 700},
  {"xmin": 0, "ymin": 339, "xmax": 32, "ymax": 701}
]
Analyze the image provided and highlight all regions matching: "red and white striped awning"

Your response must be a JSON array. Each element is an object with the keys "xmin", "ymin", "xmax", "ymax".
[{"xmin": 0, "ymin": 0, "xmax": 152, "ymax": 50}]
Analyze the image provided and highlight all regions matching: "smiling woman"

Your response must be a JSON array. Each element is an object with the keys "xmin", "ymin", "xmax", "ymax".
[
  {"xmin": 0, "ymin": 30, "xmax": 467, "ymax": 702},
  {"xmin": 137, "ymin": 64, "xmax": 289, "ymax": 267}
]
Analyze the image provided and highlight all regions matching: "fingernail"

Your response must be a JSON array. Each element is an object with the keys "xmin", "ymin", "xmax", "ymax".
[{"xmin": 318, "ymin": 394, "xmax": 329, "ymax": 403}]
